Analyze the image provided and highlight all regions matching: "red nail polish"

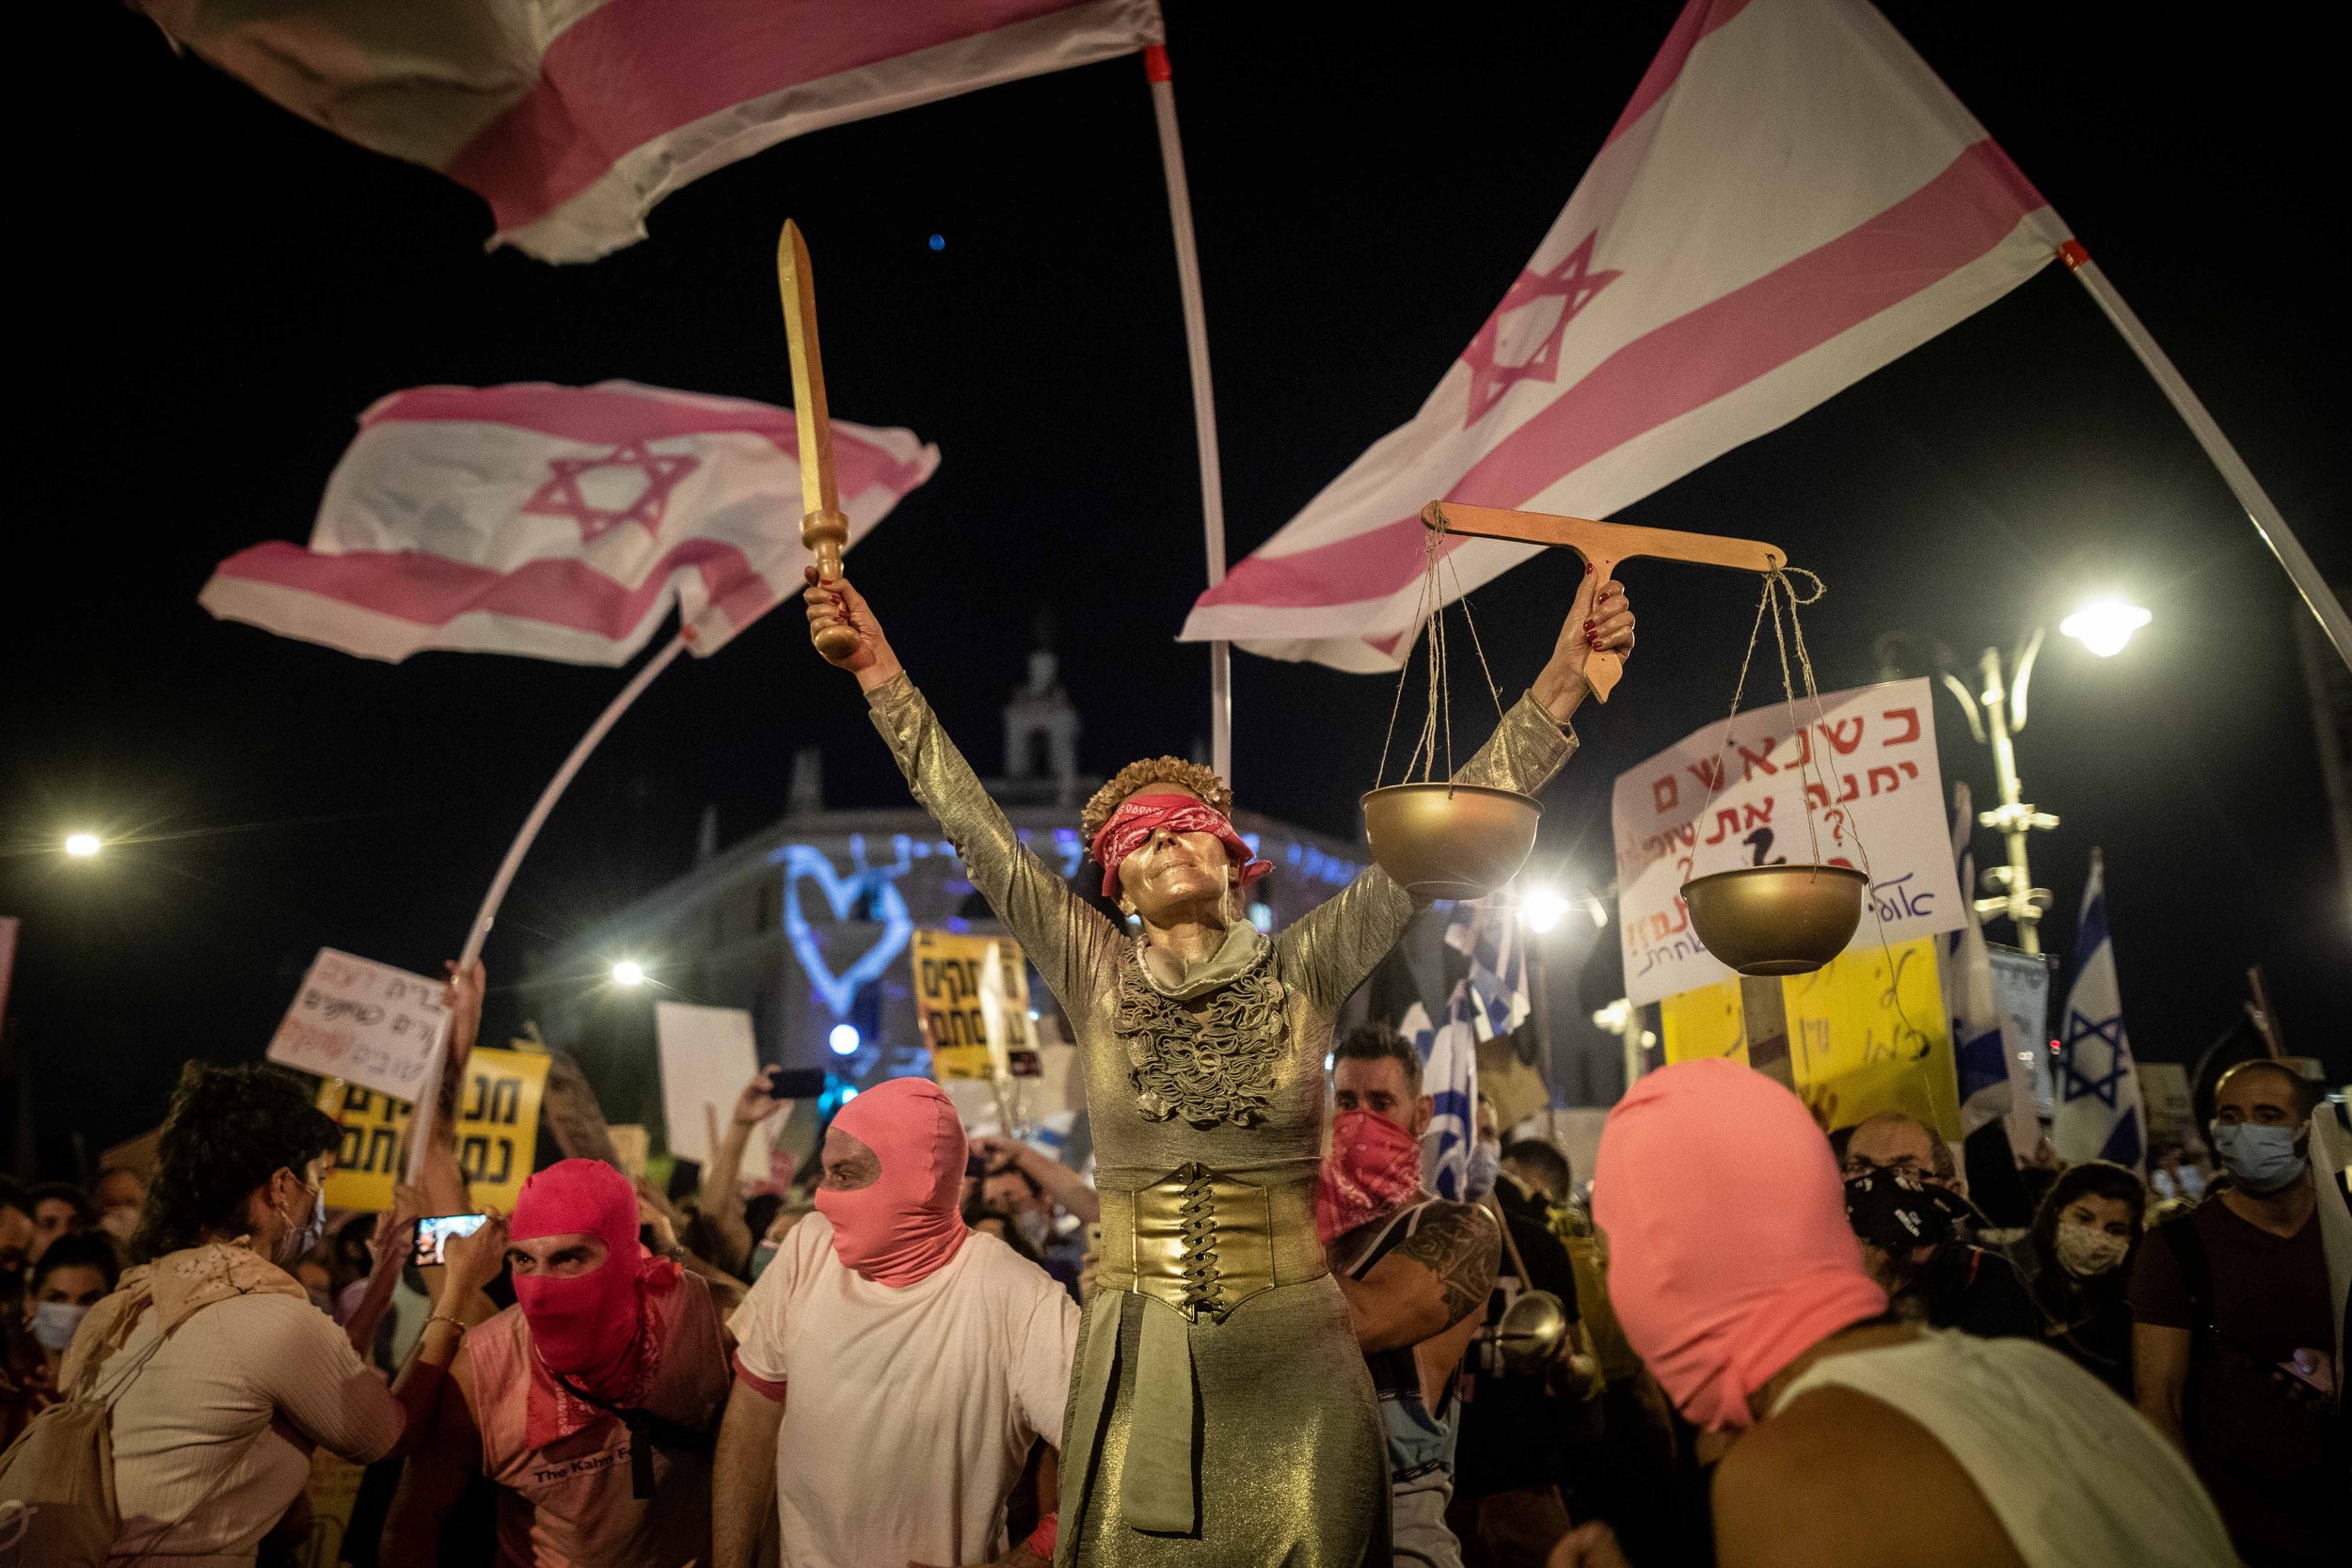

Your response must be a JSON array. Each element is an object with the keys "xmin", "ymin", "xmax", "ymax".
[
  {"xmin": 1584, "ymin": 562, "xmax": 1595, "ymax": 575},
  {"xmin": 1583, "ymin": 619, "xmax": 1595, "ymax": 630}
]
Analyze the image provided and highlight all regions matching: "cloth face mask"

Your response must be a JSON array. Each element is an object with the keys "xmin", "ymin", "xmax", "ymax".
[
  {"xmin": 31, "ymin": 1299, "xmax": 89, "ymax": 1352},
  {"xmin": 2052, "ymin": 1219, "xmax": 2131, "ymax": 1278},
  {"xmin": 1317, "ymin": 1109, "xmax": 1424, "ymax": 1246}
]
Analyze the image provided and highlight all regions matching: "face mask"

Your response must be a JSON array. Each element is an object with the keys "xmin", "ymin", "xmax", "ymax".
[
  {"xmin": 815, "ymin": 1079, "xmax": 970, "ymax": 1287},
  {"xmin": 31, "ymin": 1300, "xmax": 89, "ymax": 1352},
  {"xmin": 513, "ymin": 1266, "xmax": 639, "ymax": 1377},
  {"xmin": 2053, "ymin": 1220, "xmax": 2131, "ymax": 1278},
  {"xmin": 277, "ymin": 1180, "xmax": 326, "ymax": 1265},
  {"xmin": 2212, "ymin": 1122, "xmax": 2304, "ymax": 1195},
  {"xmin": 1465, "ymin": 1139, "xmax": 1502, "ymax": 1201},
  {"xmin": 1316, "ymin": 1110, "xmax": 1424, "ymax": 1245},
  {"xmin": 1014, "ymin": 1208, "xmax": 1053, "ymax": 1249},
  {"xmin": 747, "ymin": 1242, "xmax": 779, "ymax": 1282}
]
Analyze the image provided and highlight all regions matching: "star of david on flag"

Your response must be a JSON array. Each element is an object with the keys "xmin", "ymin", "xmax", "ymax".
[
  {"xmin": 1446, "ymin": 895, "xmax": 1531, "ymax": 1042},
  {"xmin": 1402, "ymin": 983, "xmax": 1480, "ymax": 1202},
  {"xmin": 2050, "ymin": 850, "xmax": 2144, "ymax": 1170}
]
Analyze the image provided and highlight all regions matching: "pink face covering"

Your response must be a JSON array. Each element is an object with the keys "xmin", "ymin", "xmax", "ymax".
[
  {"xmin": 1091, "ymin": 792, "xmax": 1273, "ymax": 898},
  {"xmin": 1317, "ymin": 1109, "xmax": 1425, "ymax": 1245},
  {"xmin": 1591, "ymin": 1059, "xmax": 1887, "ymax": 1432},
  {"xmin": 511, "ymin": 1159, "xmax": 658, "ymax": 1385},
  {"xmin": 814, "ymin": 1077, "xmax": 969, "ymax": 1287}
]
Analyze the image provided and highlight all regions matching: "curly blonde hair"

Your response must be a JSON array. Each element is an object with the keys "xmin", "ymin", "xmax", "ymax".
[{"xmin": 1080, "ymin": 756, "xmax": 1233, "ymax": 848}]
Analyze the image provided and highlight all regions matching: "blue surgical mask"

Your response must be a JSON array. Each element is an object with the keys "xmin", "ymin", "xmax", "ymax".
[
  {"xmin": 31, "ymin": 1300, "xmax": 89, "ymax": 1352},
  {"xmin": 1465, "ymin": 1140, "xmax": 1503, "ymax": 1202},
  {"xmin": 747, "ymin": 1243, "xmax": 779, "ymax": 1282},
  {"xmin": 2211, "ymin": 1122, "xmax": 2304, "ymax": 1195}
]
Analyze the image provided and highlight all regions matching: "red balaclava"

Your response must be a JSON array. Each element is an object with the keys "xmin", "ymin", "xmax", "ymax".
[
  {"xmin": 1091, "ymin": 792, "xmax": 1273, "ymax": 898},
  {"xmin": 510, "ymin": 1159, "xmax": 672, "ymax": 1391},
  {"xmin": 814, "ymin": 1077, "xmax": 969, "ymax": 1287},
  {"xmin": 1592, "ymin": 1059, "xmax": 1887, "ymax": 1432},
  {"xmin": 1316, "ymin": 1108, "xmax": 1425, "ymax": 1245}
]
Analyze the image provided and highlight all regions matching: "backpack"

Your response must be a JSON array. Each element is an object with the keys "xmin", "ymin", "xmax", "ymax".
[{"xmin": 0, "ymin": 1331, "xmax": 163, "ymax": 1568}]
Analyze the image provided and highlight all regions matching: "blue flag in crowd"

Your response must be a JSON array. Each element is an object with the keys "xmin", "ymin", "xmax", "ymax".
[
  {"xmin": 1943, "ymin": 784, "xmax": 2010, "ymax": 1132},
  {"xmin": 1446, "ymin": 895, "xmax": 1530, "ymax": 1041},
  {"xmin": 2051, "ymin": 849, "xmax": 2144, "ymax": 1170},
  {"xmin": 1407, "ymin": 982, "xmax": 1481, "ymax": 1200}
]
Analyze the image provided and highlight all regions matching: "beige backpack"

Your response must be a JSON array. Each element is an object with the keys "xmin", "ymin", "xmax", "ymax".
[{"xmin": 0, "ymin": 1331, "xmax": 160, "ymax": 1568}]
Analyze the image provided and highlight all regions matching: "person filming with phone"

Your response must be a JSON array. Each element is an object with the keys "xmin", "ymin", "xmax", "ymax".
[{"xmin": 381, "ymin": 1156, "xmax": 735, "ymax": 1568}]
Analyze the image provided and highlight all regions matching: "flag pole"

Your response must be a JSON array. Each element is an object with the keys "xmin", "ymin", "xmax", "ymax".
[
  {"xmin": 2058, "ymin": 242, "xmax": 2351, "ymax": 673},
  {"xmin": 405, "ymin": 627, "xmax": 692, "ymax": 1176},
  {"xmin": 1144, "ymin": 41, "xmax": 1234, "ymax": 784}
]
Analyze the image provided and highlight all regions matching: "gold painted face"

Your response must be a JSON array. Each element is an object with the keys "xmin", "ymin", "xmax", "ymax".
[{"xmin": 1107, "ymin": 784, "xmax": 1235, "ymax": 924}]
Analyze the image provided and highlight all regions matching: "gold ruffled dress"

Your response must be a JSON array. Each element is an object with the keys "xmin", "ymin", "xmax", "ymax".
[{"xmin": 867, "ymin": 673, "xmax": 1576, "ymax": 1567}]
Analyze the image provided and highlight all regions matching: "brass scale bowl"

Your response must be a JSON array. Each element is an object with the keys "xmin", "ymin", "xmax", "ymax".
[{"xmin": 1359, "ymin": 501, "xmax": 1864, "ymax": 974}]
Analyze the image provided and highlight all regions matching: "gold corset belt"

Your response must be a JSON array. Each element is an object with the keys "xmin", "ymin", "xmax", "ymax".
[{"xmin": 1095, "ymin": 1162, "xmax": 1327, "ymax": 1323}]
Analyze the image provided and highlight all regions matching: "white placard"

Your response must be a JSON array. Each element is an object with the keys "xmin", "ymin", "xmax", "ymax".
[
  {"xmin": 265, "ymin": 947, "xmax": 447, "ymax": 1101},
  {"xmin": 655, "ymin": 1002, "xmax": 766, "ymax": 1168},
  {"xmin": 1613, "ymin": 677, "xmax": 1963, "ymax": 1005}
]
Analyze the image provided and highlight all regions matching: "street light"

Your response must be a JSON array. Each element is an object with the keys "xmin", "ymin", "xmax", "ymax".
[
  {"xmin": 610, "ymin": 959, "xmax": 646, "ymax": 987},
  {"xmin": 2059, "ymin": 598, "xmax": 2153, "ymax": 657},
  {"xmin": 1520, "ymin": 889, "xmax": 1569, "ymax": 933},
  {"xmin": 1928, "ymin": 599, "xmax": 2152, "ymax": 956},
  {"xmin": 828, "ymin": 1022, "xmax": 861, "ymax": 1057},
  {"xmin": 62, "ymin": 832, "xmax": 102, "ymax": 859}
]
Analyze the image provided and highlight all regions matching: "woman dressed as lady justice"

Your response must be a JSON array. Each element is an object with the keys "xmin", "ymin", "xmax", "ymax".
[{"xmin": 803, "ymin": 565, "xmax": 1635, "ymax": 1567}]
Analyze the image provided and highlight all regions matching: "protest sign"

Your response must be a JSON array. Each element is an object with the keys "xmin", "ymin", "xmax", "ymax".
[
  {"xmin": 1613, "ymin": 677, "xmax": 1962, "ymax": 1006},
  {"xmin": 911, "ymin": 928, "xmax": 1038, "ymax": 1081},
  {"xmin": 316, "ymin": 1045, "xmax": 548, "ymax": 1212},
  {"xmin": 607, "ymin": 1123, "xmax": 650, "ymax": 1180},
  {"xmin": 655, "ymin": 1003, "xmax": 771, "ymax": 1167},
  {"xmin": 1661, "ymin": 936, "xmax": 1963, "ymax": 1139},
  {"xmin": 265, "ymin": 948, "xmax": 448, "ymax": 1102}
]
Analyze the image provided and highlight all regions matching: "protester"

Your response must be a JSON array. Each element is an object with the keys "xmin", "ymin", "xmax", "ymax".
[
  {"xmin": 1327, "ymin": 1023, "xmax": 1502, "ymax": 1568},
  {"xmin": 971, "ymin": 1131, "xmax": 1096, "ymax": 1293},
  {"xmin": 2130, "ymin": 1060, "xmax": 2337, "ymax": 1566},
  {"xmin": 1552, "ymin": 1057, "xmax": 2235, "ymax": 1568},
  {"xmin": 91, "ymin": 1164, "xmax": 149, "ymax": 1242},
  {"xmin": 11, "ymin": 1232, "xmax": 121, "ymax": 1411},
  {"xmin": 382, "ymin": 1156, "xmax": 732, "ymax": 1568},
  {"xmin": 810, "ymin": 559, "xmax": 1630, "ymax": 1563},
  {"xmin": 1452, "ymin": 1101, "xmax": 1590, "ymax": 1568},
  {"xmin": 1843, "ymin": 1125, "xmax": 2037, "ymax": 1338},
  {"xmin": 24, "ymin": 1180, "xmax": 97, "ymax": 1267},
  {"xmin": 712, "ymin": 1077, "xmax": 1077, "ymax": 1568},
  {"xmin": 0, "ymin": 1180, "xmax": 34, "ymax": 1281},
  {"xmin": 2017, "ymin": 1160, "xmax": 2145, "ymax": 1398},
  {"xmin": 686, "ymin": 1066, "xmax": 794, "ymax": 1279},
  {"xmin": 63, "ymin": 1061, "xmax": 498, "ymax": 1565}
]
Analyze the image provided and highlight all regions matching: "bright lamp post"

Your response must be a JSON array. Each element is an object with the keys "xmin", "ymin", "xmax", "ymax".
[
  {"xmin": 1931, "ymin": 598, "xmax": 2152, "ymax": 956},
  {"xmin": 62, "ymin": 832, "xmax": 102, "ymax": 859},
  {"xmin": 609, "ymin": 959, "xmax": 646, "ymax": 988}
]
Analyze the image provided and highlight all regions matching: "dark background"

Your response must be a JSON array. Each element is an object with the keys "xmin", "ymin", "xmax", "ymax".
[{"xmin": 5, "ymin": 2, "xmax": 2345, "ymax": 1167}]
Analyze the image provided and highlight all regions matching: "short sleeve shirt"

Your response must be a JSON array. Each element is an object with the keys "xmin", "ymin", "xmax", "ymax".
[{"xmin": 730, "ymin": 1215, "xmax": 1078, "ymax": 1568}]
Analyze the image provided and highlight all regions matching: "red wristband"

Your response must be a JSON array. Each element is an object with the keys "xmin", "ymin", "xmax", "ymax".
[{"xmin": 1024, "ymin": 1513, "xmax": 1057, "ymax": 1559}]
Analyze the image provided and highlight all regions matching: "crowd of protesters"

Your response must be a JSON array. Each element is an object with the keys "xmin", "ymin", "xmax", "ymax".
[{"xmin": 0, "ymin": 958, "xmax": 2339, "ymax": 1568}]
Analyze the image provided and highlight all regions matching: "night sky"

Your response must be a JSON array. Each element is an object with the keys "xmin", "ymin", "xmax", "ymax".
[{"xmin": 6, "ymin": 3, "xmax": 2346, "ymax": 1167}]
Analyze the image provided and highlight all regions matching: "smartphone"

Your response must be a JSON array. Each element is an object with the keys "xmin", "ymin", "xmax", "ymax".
[
  {"xmin": 767, "ymin": 1067, "xmax": 829, "ymax": 1101},
  {"xmin": 411, "ymin": 1213, "xmax": 488, "ymax": 1266}
]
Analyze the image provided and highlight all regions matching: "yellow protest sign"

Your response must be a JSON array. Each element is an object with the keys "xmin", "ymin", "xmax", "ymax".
[
  {"xmin": 911, "ymin": 928, "xmax": 1036, "ymax": 1081},
  {"xmin": 317, "ymin": 1045, "xmax": 549, "ymax": 1212},
  {"xmin": 1660, "ymin": 937, "xmax": 1961, "ymax": 1139}
]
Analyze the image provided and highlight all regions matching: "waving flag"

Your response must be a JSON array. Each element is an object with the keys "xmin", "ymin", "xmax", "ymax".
[
  {"xmin": 2050, "ymin": 851, "xmax": 2143, "ymax": 1170},
  {"xmin": 1448, "ymin": 895, "xmax": 1531, "ymax": 1042},
  {"xmin": 1942, "ymin": 786, "xmax": 2039, "ymax": 1158},
  {"xmin": 135, "ymin": 0, "xmax": 1164, "ymax": 263},
  {"xmin": 1405, "ymin": 982, "xmax": 1482, "ymax": 1201},
  {"xmin": 201, "ymin": 381, "xmax": 937, "ymax": 664},
  {"xmin": 1183, "ymin": 0, "xmax": 2071, "ymax": 669}
]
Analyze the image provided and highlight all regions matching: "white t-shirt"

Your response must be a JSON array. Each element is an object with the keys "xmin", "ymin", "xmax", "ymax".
[
  {"xmin": 730, "ymin": 1213, "xmax": 1078, "ymax": 1568},
  {"xmin": 104, "ymin": 1292, "xmax": 403, "ymax": 1563},
  {"xmin": 1774, "ymin": 1330, "xmax": 2237, "ymax": 1568}
]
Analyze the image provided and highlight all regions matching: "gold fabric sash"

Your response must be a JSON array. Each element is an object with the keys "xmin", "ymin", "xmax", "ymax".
[{"xmin": 1064, "ymin": 1164, "xmax": 1326, "ymax": 1542}]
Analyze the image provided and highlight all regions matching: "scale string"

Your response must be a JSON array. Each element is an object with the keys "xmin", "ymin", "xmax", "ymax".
[{"xmin": 1375, "ymin": 521, "xmax": 1446, "ymax": 789}]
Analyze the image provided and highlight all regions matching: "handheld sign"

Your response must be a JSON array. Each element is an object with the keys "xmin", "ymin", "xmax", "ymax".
[{"xmin": 266, "ymin": 948, "xmax": 447, "ymax": 1102}]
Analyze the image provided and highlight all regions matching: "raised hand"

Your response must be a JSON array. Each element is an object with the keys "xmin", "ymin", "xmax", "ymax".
[
  {"xmin": 802, "ymin": 567, "xmax": 901, "ymax": 689},
  {"xmin": 1534, "ymin": 569, "xmax": 1636, "ymax": 722}
]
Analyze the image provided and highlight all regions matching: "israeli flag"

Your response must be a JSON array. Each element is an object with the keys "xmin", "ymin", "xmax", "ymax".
[
  {"xmin": 2051, "ymin": 850, "xmax": 2144, "ymax": 1170},
  {"xmin": 1445, "ymin": 895, "xmax": 1530, "ymax": 1041},
  {"xmin": 1408, "ymin": 982, "xmax": 1481, "ymax": 1200},
  {"xmin": 1943, "ymin": 784, "xmax": 2010, "ymax": 1132}
]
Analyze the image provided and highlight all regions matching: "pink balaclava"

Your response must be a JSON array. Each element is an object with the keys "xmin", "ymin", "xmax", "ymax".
[
  {"xmin": 1592, "ymin": 1059, "xmax": 1887, "ymax": 1432},
  {"xmin": 814, "ymin": 1077, "xmax": 969, "ymax": 1287},
  {"xmin": 510, "ymin": 1159, "xmax": 672, "ymax": 1393}
]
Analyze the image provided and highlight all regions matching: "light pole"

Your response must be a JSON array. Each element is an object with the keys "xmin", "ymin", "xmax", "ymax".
[{"xmin": 1924, "ymin": 599, "xmax": 2153, "ymax": 957}]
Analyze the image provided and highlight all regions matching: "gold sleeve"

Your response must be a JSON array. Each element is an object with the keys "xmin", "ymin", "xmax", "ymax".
[
  {"xmin": 1277, "ymin": 690, "xmax": 1578, "ymax": 1013},
  {"xmin": 865, "ymin": 672, "xmax": 1120, "ymax": 1011}
]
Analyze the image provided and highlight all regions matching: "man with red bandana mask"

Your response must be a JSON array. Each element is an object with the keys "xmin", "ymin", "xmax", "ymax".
[
  {"xmin": 712, "ymin": 1076, "xmax": 1079, "ymax": 1568},
  {"xmin": 382, "ymin": 1159, "xmax": 733, "ymax": 1568},
  {"xmin": 1326, "ymin": 1022, "xmax": 1501, "ymax": 1568}
]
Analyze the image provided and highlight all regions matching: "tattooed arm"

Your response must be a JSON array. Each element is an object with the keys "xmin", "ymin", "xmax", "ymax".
[{"xmin": 1336, "ymin": 1202, "xmax": 1501, "ymax": 1355}]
